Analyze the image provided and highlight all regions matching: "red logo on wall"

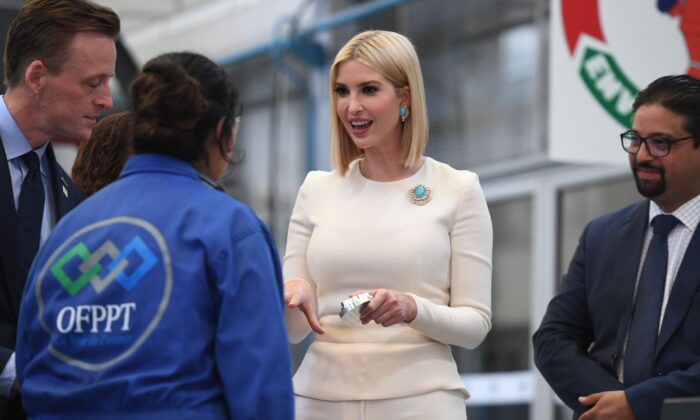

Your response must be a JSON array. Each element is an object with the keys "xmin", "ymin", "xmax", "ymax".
[{"xmin": 560, "ymin": 0, "xmax": 696, "ymax": 128}]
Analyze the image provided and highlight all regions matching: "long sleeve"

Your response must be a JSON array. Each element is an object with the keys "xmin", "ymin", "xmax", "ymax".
[
  {"xmin": 533, "ymin": 223, "xmax": 625, "ymax": 415},
  {"xmin": 214, "ymin": 228, "xmax": 294, "ymax": 420},
  {"xmin": 408, "ymin": 172, "xmax": 493, "ymax": 349},
  {"xmin": 625, "ymin": 361, "xmax": 700, "ymax": 420},
  {"xmin": 282, "ymin": 173, "xmax": 318, "ymax": 344}
]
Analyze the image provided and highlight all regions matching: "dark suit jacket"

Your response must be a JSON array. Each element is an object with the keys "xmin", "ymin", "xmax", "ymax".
[
  {"xmin": 0, "ymin": 139, "xmax": 81, "ymax": 374},
  {"xmin": 533, "ymin": 200, "xmax": 700, "ymax": 420}
]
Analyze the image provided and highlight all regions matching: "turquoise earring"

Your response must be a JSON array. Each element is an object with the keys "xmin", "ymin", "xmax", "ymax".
[{"xmin": 399, "ymin": 105, "xmax": 409, "ymax": 123}]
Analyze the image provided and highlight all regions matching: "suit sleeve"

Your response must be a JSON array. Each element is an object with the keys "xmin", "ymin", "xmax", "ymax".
[
  {"xmin": 533, "ymin": 223, "xmax": 624, "ymax": 415},
  {"xmin": 625, "ymin": 351, "xmax": 700, "ymax": 419},
  {"xmin": 282, "ymin": 173, "xmax": 319, "ymax": 344},
  {"xmin": 407, "ymin": 172, "xmax": 493, "ymax": 349},
  {"xmin": 214, "ymin": 227, "xmax": 294, "ymax": 420}
]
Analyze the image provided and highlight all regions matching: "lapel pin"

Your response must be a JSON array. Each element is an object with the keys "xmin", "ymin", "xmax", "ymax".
[{"xmin": 409, "ymin": 184, "xmax": 432, "ymax": 206}]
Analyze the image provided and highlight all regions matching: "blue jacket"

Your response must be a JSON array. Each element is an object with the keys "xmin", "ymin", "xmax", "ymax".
[{"xmin": 16, "ymin": 154, "xmax": 294, "ymax": 419}]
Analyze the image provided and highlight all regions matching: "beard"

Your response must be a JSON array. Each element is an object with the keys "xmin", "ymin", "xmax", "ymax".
[{"xmin": 633, "ymin": 162, "xmax": 666, "ymax": 198}]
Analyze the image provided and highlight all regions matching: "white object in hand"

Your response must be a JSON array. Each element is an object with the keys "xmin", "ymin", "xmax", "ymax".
[{"xmin": 339, "ymin": 292, "xmax": 373, "ymax": 324}]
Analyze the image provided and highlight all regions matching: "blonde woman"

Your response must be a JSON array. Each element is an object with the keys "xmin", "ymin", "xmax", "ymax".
[{"xmin": 283, "ymin": 30, "xmax": 493, "ymax": 420}]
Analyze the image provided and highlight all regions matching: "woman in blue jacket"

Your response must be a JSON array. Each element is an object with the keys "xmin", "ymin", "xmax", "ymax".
[{"xmin": 16, "ymin": 52, "xmax": 294, "ymax": 419}]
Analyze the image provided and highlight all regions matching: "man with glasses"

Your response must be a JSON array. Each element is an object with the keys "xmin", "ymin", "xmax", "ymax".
[{"xmin": 534, "ymin": 74, "xmax": 700, "ymax": 420}]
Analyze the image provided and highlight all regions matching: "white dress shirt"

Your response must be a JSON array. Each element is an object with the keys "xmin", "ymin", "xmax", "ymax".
[{"xmin": 619, "ymin": 193, "xmax": 700, "ymax": 381}]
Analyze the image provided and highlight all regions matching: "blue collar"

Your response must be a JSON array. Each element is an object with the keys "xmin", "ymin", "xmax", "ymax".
[
  {"xmin": 120, "ymin": 154, "xmax": 224, "ymax": 191},
  {"xmin": 120, "ymin": 154, "xmax": 202, "ymax": 182}
]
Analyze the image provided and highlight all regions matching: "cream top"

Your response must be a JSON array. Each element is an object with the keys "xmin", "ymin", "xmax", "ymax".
[{"xmin": 283, "ymin": 157, "xmax": 493, "ymax": 401}]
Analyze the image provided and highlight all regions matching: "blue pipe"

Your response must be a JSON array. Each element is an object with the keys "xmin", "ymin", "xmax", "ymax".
[
  {"xmin": 268, "ymin": 50, "xmax": 317, "ymax": 173},
  {"xmin": 218, "ymin": 0, "xmax": 409, "ymax": 67},
  {"xmin": 298, "ymin": 0, "xmax": 408, "ymax": 37},
  {"xmin": 114, "ymin": 0, "xmax": 411, "ymax": 165}
]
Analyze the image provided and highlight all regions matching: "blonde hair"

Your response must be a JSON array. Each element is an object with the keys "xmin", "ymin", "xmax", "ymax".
[{"xmin": 329, "ymin": 30, "xmax": 428, "ymax": 175}]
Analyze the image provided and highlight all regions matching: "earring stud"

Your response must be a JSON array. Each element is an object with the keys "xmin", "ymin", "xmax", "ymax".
[{"xmin": 399, "ymin": 105, "xmax": 409, "ymax": 123}]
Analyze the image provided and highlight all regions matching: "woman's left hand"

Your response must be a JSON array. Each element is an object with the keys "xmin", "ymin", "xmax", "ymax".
[{"xmin": 354, "ymin": 289, "xmax": 417, "ymax": 327}]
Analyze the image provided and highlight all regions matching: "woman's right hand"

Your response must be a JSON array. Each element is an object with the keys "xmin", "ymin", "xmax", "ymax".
[{"xmin": 284, "ymin": 279, "xmax": 324, "ymax": 334}]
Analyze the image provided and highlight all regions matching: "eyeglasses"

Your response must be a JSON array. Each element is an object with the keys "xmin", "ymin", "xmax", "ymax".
[{"xmin": 620, "ymin": 130, "xmax": 694, "ymax": 157}]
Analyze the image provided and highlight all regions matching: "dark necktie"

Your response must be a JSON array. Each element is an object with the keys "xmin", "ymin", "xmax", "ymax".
[
  {"xmin": 16, "ymin": 151, "xmax": 45, "ymax": 284},
  {"xmin": 624, "ymin": 214, "xmax": 679, "ymax": 386}
]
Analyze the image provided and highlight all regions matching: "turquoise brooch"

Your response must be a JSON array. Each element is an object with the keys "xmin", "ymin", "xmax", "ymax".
[{"xmin": 409, "ymin": 184, "xmax": 432, "ymax": 206}]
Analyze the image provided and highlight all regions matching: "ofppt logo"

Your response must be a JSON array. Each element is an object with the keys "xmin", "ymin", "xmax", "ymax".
[
  {"xmin": 561, "ymin": 0, "xmax": 638, "ymax": 128},
  {"xmin": 560, "ymin": 0, "xmax": 694, "ymax": 128},
  {"xmin": 51, "ymin": 236, "xmax": 157, "ymax": 296},
  {"xmin": 34, "ymin": 217, "xmax": 172, "ymax": 371}
]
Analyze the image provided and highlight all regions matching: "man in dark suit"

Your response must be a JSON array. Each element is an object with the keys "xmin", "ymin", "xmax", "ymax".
[
  {"xmin": 0, "ymin": 1, "xmax": 120, "ymax": 417},
  {"xmin": 534, "ymin": 74, "xmax": 700, "ymax": 420}
]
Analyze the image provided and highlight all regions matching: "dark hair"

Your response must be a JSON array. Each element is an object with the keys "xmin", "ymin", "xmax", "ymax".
[
  {"xmin": 130, "ymin": 52, "xmax": 241, "ymax": 164},
  {"xmin": 4, "ymin": 0, "xmax": 120, "ymax": 87},
  {"xmin": 633, "ymin": 74, "xmax": 700, "ymax": 148},
  {"xmin": 72, "ymin": 112, "xmax": 131, "ymax": 197}
]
